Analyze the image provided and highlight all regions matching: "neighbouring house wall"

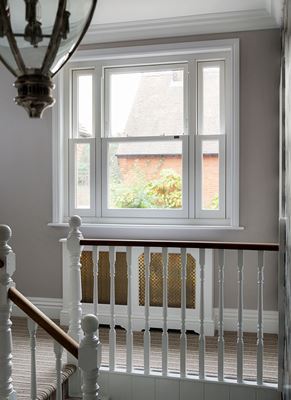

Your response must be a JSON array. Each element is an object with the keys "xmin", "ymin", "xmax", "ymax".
[{"xmin": 0, "ymin": 29, "xmax": 280, "ymax": 311}]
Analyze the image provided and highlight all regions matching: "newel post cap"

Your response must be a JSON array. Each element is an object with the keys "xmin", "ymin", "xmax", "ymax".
[
  {"xmin": 67, "ymin": 215, "xmax": 83, "ymax": 254},
  {"xmin": 81, "ymin": 314, "xmax": 99, "ymax": 334},
  {"xmin": 0, "ymin": 225, "xmax": 12, "ymax": 244},
  {"xmin": 69, "ymin": 215, "xmax": 82, "ymax": 230},
  {"xmin": 0, "ymin": 225, "xmax": 12, "ymax": 269},
  {"xmin": 79, "ymin": 314, "xmax": 100, "ymax": 371}
]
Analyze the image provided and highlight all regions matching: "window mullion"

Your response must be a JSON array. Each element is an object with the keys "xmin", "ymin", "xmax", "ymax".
[
  {"xmin": 95, "ymin": 64, "xmax": 102, "ymax": 217},
  {"xmin": 188, "ymin": 60, "xmax": 197, "ymax": 219}
]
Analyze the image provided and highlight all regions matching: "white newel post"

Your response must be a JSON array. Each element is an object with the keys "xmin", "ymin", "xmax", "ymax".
[
  {"xmin": 0, "ymin": 225, "xmax": 17, "ymax": 400},
  {"xmin": 67, "ymin": 216, "xmax": 84, "ymax": 357},
  {"xmin": 79, "ymin": 315, "xmax": 101, "ymax": 400}
]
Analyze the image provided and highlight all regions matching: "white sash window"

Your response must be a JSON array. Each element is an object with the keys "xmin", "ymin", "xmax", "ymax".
[{"xmin": 53, "ymin": 39, "xmax": 239, "ymax": 227}]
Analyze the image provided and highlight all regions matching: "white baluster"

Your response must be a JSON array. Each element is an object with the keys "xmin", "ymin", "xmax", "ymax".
[
  {"xmin": 0, "ymin": 225, "xmax": 17, "ymax": 400},
  {"xmin": 237, "ymin": 249, "xmax": 244, "ymax": 383},
  {"xmin": 126, "ymin": 247, "xmax": 133, "ymax": 373},
  {"xmin": 27, "ymin": 318, "xmax": 38, "ymax": 399},
  {"xmin": 92, "ymin": 247, "xmax": 99, "ymax": 335},
  {"xmin": 257, "ymin": 250, "xmax": 264, "ymax": 385},
  {"xmin": 109, "ymin": 246, "xmax": 116, "ymax": 372},
  {"xmin": 162, "ymin": 247, "xmax": 168, "ymax": 376},
  {"xmin": 143, "ymin": 247, "xmax": 150, "ymax": 375},
  {"xmin": 79, "ymin": 315, "xmax": 101, "ymax": 400},
  {"xmin": 54, "ymin": 341, "xmax": 63, "ymax": 400},
  {"xmin": 180, "ymin": 248, "xmax": 187, "ymax": 378},
  {"xmin": 218, "ymin": 249, "xmax": 225, "ymax": 381},
  {"xmin": 199, "ymin": 248, "xmax": 205, "ymax": 380},
  {"xmin": 67, "ymin": 216, "xmax": 84, "ymax": 354}
]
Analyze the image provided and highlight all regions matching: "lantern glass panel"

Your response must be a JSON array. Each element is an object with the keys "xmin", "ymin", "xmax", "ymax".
[{"xmin": 0, "ymin": 0, "xmax": 95, "ymax": 76}]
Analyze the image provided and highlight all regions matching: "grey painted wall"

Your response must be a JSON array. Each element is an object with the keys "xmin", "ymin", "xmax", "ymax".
[{"xmin": 0, "ymin": 29, "xmax": 280, "ymax": 310}]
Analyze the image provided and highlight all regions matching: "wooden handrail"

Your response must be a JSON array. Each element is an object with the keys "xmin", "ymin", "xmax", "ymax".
[
  {"xmin": 8, "ymin": 287, "xmax": 79, "ymax": 359},
  {"xmin": 80, "ymin": 239, "xmax": 279, "ymax": 252}
]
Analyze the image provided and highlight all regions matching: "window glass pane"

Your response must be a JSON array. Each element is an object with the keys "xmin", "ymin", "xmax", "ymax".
[
  {"xmin": 77, "ymin": 74, "xmax": 93, "ymax": 137},
  {"xmin": 108, "ymin": 140, "xmax": 183, "ymax": 209},
  {"xmin": 199, "ymin": 62, "xmax": 222, "ymax": 134},
  {"xmin": 202, "ymin": 140, "xmax": 219, "ymax": 210},
  {"xmin": 75, "ymin": 143, "xmax": 90, "ymax": 209},
  {"xmin": 107, "ymin": 68, "xmax": 184, "ymax": 137}
]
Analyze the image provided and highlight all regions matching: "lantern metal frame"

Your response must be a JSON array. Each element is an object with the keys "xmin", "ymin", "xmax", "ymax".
[{"xmin": 0, "ymin": 0, "xmax": 97, "ymax": 117}]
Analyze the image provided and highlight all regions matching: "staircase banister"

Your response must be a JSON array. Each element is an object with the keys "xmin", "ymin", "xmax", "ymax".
[
  {"xmin": 8, "ymin": 287, "xmax": 79, "ymax": 359},
  {"xmin": 80, "ymin": 239, "xmax": 279, "ymax": 252}
]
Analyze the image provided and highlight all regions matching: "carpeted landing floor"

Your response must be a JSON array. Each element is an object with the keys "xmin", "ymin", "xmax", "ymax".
[{"xmin": 10, "ymin": 318, "xmax": 278, "ymax": 400}]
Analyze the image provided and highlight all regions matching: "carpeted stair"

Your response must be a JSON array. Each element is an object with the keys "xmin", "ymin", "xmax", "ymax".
[
  {"xmin": 11, "ymin": 317, "xmax": 77, "ymax": 400},
  {"xmin": 10, "ymin": 316, "xmax": 278, "ymax": 399}
]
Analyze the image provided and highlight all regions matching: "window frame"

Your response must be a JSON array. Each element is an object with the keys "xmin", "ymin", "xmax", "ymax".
[{"xmin": 52, "ymin": 38, "xmax": 240, "ymax": 228}]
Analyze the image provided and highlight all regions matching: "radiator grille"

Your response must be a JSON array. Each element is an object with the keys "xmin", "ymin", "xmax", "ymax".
[
  {"xmin": 80, "ymin": 251, "xmax": 127, "ymax": 305},
  {"xmin": 138, "ymin": 252, "xmax": 196, "ymax": 308},
  {"xmin": 80, "ymin": 250, "xmax": 196, "ymax": 308}
]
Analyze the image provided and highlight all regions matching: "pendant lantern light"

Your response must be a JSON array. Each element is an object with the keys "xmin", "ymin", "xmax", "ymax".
[{"xmin": 0, "ymin": 0, "xmax": 97, "ymax": 117}]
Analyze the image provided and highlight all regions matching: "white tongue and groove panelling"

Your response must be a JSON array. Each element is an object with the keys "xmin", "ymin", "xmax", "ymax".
[{"xmin": 98, "ymin": 371, "xmax": 280, "ymax": 400}]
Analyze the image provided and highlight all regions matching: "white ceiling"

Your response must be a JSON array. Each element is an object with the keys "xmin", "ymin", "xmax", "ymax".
[{"xmin": 84, "ymin": 0, "xmax": 284, "ymax": 44}]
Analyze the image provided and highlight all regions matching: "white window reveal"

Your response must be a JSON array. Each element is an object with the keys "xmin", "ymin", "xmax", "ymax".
[{"xmin": 53, "ymin": 39, "xmax": 239, "ymax": 227}]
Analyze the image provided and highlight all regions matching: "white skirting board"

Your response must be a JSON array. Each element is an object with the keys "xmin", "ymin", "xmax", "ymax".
[
  {"xmin": 213, "ymin": 308, "xmax": 278, "ymax": 334},
  {"xmin": 11, "ymin": 297, "xmax": 279, "ymax": 334},
  {"xmin": 11, "ymin": 297, "xmax": 63, "ymax": 320}
]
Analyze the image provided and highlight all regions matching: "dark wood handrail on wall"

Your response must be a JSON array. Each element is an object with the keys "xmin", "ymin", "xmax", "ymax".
[
  {"xmin": 80, "ymin": 239, "xmax": 279, "ymax": 252},
  {"xmin": 8, "ymin": 287, "xmax": 79, "ymax": 359}
]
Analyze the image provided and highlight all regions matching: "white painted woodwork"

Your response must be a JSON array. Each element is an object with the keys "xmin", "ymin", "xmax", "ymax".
[
  {"xmin": 54, "ymin": 341, "xmax": 63, "ymax": 400},
  {"xmin": 61, "ymin": 243, "xmax": 215, "ymax": 335},
  {"xmin": 237, "ymin": 250, "xmax": 244, "ymax": 383},
  {"xmin": 0, "ymin": 225, "xmax": 17, "ymax": 400},
  {"xmin": 100, "ymin": 371, "xmax": 280, "ymax": 400},
  {"xmin": 229, "ymin": 385, "xmax": 257, "ymax": 400},
  {"xmin": 131, "ymin": 376, "xmax": 155, "ymax": 400},
  {"xmin": 162, "ymin": 247, "xmax": 169, "ymax": 376},
  {"xmin": 89, "ymin": 0, "xmax": 283, "ymax": 37},
  {"xmin": 199, "ymin": 248, "xmax": 205, "ymax": 380},
  {"xmin": 218, "ymin": 249, "xmax": 225, "ymax": 381},
  {"xmin": 92, "ymin": 247, "xmax": 99, "ymax": 320},
  {"xmin": 79, "ymin": 314, "xmax": 101, "ymax": 400},
  {"xmin": 143, "ymin": 247, "xmax": 151, "ymax": 375},
  {"xmin": 67, "ymin": 216, "xmax": 84, "ymax": 354},
  {"xmin": 257, "ymin": 250, "xmax": 264, "ymax": 385},
  {"xmin": 156, "ymin": 377, "xmax": 180, "ymax": 400},
  {"xmin": 180, "ymin": 248, "xmax": 187, "ymax": 378},
  {"xmin": 27, "ymin": 318, "xmax": 38, "ymax": 399},
  {"xmin": 126, "ymin": 247, "xmax": 133, "ymax": 373},
  {"xmin": 109, "ymin": 247, "xmax": 116, "ymax": 372},
  {"xmin": 180, "ymin": 379, "xmax": 204, "ymax": 400}
]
